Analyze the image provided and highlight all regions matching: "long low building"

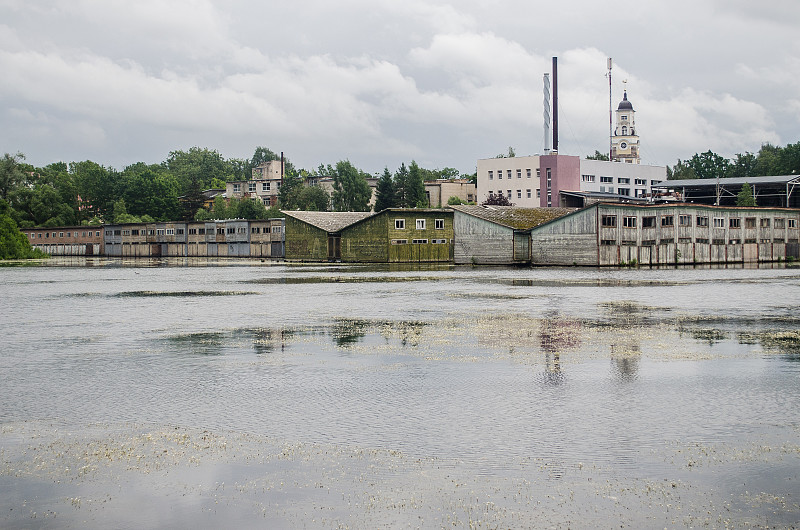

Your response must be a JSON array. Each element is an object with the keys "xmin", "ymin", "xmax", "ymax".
[
  {"xmin": 103, "ymin": 218, "xmax": 285, "ymax": 258},
  {"xmin": 529, "ymin": 203, "xmax": 800, "ymax": 266},
  {"xmin": 284, "ymin": 209, "xmax": 454, "ymax": 262},
  {"xmin": 21, "ymin": 226, "xmax": 104, "ymax": 256}
]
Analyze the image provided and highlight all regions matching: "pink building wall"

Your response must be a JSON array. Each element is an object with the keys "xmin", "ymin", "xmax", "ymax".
[{"xmin": 539, "ymin": 154, "xmax": 580, "ymax": 207}]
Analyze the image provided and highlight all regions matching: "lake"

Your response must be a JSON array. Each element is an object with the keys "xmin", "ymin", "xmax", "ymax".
[{"xmin": 1, "ymin": 259, "xmax": 799, "ymax": 528}]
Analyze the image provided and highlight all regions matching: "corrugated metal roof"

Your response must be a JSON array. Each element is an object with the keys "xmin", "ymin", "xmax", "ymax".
[
  {"xmin": 282, "ymin": 211, "xmax": 374, "ymax": 232},
  {"xmin": 450, "ymin": 205, "xmax": 574, "ymax": 230},
  {"xmin": 654, "ymin": 175, "xmax": 800, "ymax": 187}
]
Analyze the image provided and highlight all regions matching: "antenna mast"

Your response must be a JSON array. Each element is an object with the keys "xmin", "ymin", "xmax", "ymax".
[{"xmin": 607, "ymin": 58, "xmax": 613, "ymax": 161}]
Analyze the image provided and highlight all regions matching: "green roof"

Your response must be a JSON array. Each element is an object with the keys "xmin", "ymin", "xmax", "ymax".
[{"xmin": 450, "ymin": 205, "xmax": 574, "ymax": 230}]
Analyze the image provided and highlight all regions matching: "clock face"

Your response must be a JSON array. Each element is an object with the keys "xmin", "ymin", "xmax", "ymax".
[{"xmin": 620, "ymin": 141, "xmax": 628, "ymax": 149}]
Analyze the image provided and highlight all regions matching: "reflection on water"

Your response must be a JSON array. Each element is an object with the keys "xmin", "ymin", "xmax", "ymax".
[{"xmin": 1, "ymin": 262, "xmax": 799, "ymax": 527}]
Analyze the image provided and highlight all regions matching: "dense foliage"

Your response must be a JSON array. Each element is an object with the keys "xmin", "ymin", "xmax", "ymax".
[
  {"xmin": 0, "ymin": 200, "xmax": 46, "ymax": 259},
  {"xmin": 1, "ymin": 146, "xmax": 479, "ymax": 224},
  {"xmin": 667, "ymin": 142, "xmax": 800, "ymax": 180}
]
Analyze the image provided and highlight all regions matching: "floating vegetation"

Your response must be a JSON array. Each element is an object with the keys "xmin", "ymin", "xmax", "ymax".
[
  {"xmin": 739, "ymin": 330, "xmax": 800, "ymax": 355},
  {"xmin": 114, "ymin": 290, "xmax": 258, "ymax": 297},
  {"xmin": 243, "ymin": 276, "xmax": 441, "ymax": 284}
]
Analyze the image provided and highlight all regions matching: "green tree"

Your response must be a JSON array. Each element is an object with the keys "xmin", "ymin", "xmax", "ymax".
[
  {"xmin": 120, "ymin": 169, "xmax": 182, "ymax": 221},
  {"xmin": 406, "ymin": 161, "xmax": 427, "ymax": 208},
  {"xmin": 729, "ymin": 152, "xmax": 757, "ymax": 179},
  {"xmin": 278, "ymin": 171, "xmax": 304, "ymax": 210},
  {"xmin": 495, "ymin": 146, "xmax": 516, "ymax": 158},
  {"xmin": 332, "ymin": 160, "xmax": 371, "ymax": 212},
  {"xmin": 447, "ymin": 196, "xmax": 465, "ymax": 205},
  {"xmin": 0, "ymin": 152, "xmax": 28, "ymax": 201},
  {"xmin": 736, "ymin": 182, "xmax": 757, "ymax": 207},
  {"xmin": 295, "ymin": 186, "xmax": 330, "ymax": 211},
  {"xmin": 70, "ymin": 160, "xmax": 118, "ymax": 220},
  {"xmin": 237, "ymin": 198, "xmax": 270, "ymax": 219},
  {"xmin": 0, "ymin": 207, "xmax": 44, "ymax": 259},
  {"xmin": 374, "ymin": 167, "xmax": 396, "ymax": 212},
  {"xmin": 667, "ymin": 159, "xmax": 697, "ymax": 180},
  {"xmin": 393, "ymin": 163, "xmax": 409, "ymax": 207},
  {"xmin": 687, "ymin": 150, "xmax": 730, "ymax": 180},
  {"xmin": 586, "ymin": 150, "xmax": 610, "ymax": 161}
]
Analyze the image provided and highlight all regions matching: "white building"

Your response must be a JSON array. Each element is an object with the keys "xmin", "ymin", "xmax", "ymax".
[{"xmin": 476, "ymin": 155, "xmax": 666, "ymax": 208}]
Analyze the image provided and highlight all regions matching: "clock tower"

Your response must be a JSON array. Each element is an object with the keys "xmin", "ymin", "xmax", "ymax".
[{"xmin": 611, "ymin": 87, "xmax": 640, "ymax": 164}]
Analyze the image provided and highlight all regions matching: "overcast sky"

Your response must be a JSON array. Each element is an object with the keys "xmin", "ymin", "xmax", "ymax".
[{"xmin": 2, "ymin": 0, "xmax": 799, "ymax": 175}]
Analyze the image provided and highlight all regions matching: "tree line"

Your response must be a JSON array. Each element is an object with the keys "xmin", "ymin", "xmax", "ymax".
[
  {"xmin": 0, "ymin": 147, "xmax": 476, "ymax": 231},
  {"xmin": 667, "ymin": 142, "xmax": 800, "ymax": 180}
]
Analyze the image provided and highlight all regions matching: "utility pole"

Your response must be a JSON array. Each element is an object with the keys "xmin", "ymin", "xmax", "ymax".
[{"xmin": 607, "ymin": 58, "xmax": 613, "ymax": 161}]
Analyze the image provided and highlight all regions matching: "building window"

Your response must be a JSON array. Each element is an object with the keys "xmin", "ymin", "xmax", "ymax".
[
  {"xmin": 621, "ymin": 115, "xmax": 628, "ymax": 121},
  {"xmin": 517, "ymin": 190, "xmax": 522, "ymax": 199},
  {"xmin": 600, "ymin": 176, "xmax": 613, "ymax": 183},
  {"xmin": 745, "ymin": 217, "xmax": 756, "ymax": 229},
  {"xmin": 536, "ymin": 169, "xmax": 541, "ymax": 178},
  {"xmin": 601, "ymin": 215, "xmax": 617, "ymax": 227},
  {"xmin": 59, "ymin": 232, "xmax": 64, "ymax": 238},
  {"xmin": 581, "ymin": 174, "xmax": 595, "ymax": 182},
  {"xmin": 435, "ymin": 219, "xmax": 444, "ymax": 229},
  {"xmin": 697, "ymin": 216, "xmax": 709, "ymax": 227},
  {"xmin": 507, "ymin": 170, "xmax": 512, "ymax": 179},
  {"xmin": 623, "ymin": 216, "xmax": 636, "ymax": 228},
  {"xmin": 618, "ymin": 178, "xmax": 630, "ymax": 184},
  {"xmin": 248, "ymin": 182, "xmax": 256, "ymax": 193},
  {"xmin": 507, "ymin": 190, "xmax": 512, "ymax": 199},
  {"xmin": 412, "ymin": 239, "xmax": 428, "ymax": 244},
  {"xmin": 679, "ymin": 215, "xmax": 691, "ymax": 226},
  {"xmin": 395, "ymin": 219, "xmax": 405, "ymax": 229},
  {"xmin": 233, "ymin": 183, "xmax": 241, "ymax": 193},
  {"xmin": 527, "ymin": 169, "xmax": 532, "ymax": 178},
  {"xmin": 488, "ymin": 171, "xmax": 493, "ymax": 180},
  {"xmin": 166, "ymin": 228, "xmax": 175, "ymax": 235},
  {"xmin": 176, "ymin": 229, "xmax": 184, "ymax": 235},
  {"xmin": 526, "ymin": 189, "xmax": 531, "ymax": 198},
  {"xmin": 189, "ymin": 228, "xmax": 197, "ymax": 235},
  {"xmin": 432, "ymin": 239, "xmax": 447, "ymax": 244},
  {"xmin": 600, "ymin": 239, "xmax": 616, "ymax": 246},
  {"xmin": 198, "ymin": 228, "xmax": 206, "ymax": 235},
  {"xmin": 635, "ymin": 179, "xmax": 646, "ymax": 186},
  {"xmin": 774, "ymin": 218, "xmax": 785, "ymax": 229},
  {"xmin": 416, "ymin": 219, "xmax": 426, "ymax": 230},
  {"xmin": 262, "ymin": 182, "xmax": 270, "ymax": 191},
  {"xmin": 157, "ymin": 229, "xmax": 165, "ymax": 235},
  {"xmin": 661, "ymin": 216, "xmax": 674, "ymax": 227},
  {"xmin": 713, "ymin": 218, "xmax": 725, "ymax": 228},
  {"xmin": 789, "ymin": 219, "xmax": 797, "ymax": 228},
  {"xmin": 516, "ymin": 169, "xmax": 522, "ymax": 179},
  {"xmin": 96, "ymin": 231, "xmax": 100, "ymax": 237},
  {"xmin": 760, "ymin": 218, "xmax": 771, "ymax": 228},
  {"xmin": 618, "ymin": 188, "xmax": 630, "ymax": 196},
  {"xmin": 391, "ymin": 239, "xmax": 407, "ymax": 245},
  {"xmin": 536, "ymin": 189, "xmax": 540, "ymax": 198},
  {"xmin": 651, "ymin": 180, "xmax": 660, "ymax": 186},
  {"xmin": 729, "ymin": 218, "xmax": 741, "ymax": 229}
]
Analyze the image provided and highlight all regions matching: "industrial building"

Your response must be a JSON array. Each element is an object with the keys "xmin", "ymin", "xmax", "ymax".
[{"xmin": 529, "ymin": 203, "xmax": 800, "ymax": 266}]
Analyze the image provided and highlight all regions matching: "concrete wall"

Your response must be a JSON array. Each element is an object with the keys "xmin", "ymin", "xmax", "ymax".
[
  {"xmin": 530, "ymin": 207, "xmax": 599, "ymax": 265},
  {"xmin": 453, "ymin": 211, "xmax": 515, "ymax": 265}
]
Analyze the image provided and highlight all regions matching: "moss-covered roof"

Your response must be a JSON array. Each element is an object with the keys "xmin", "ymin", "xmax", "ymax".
[
  {"xmin": 450, "ymin": 205, "xmax": 575, "ymax": 230},
  {"xmin": 282, "ymin": 211, "xmax": 374, "ymax": 232}
]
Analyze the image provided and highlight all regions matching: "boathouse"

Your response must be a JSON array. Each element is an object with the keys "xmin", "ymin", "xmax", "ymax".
[
  {"xmin": 529, "ymin": 203, "xmax": 800, "ymax": 266},
  {"xmin": 284, "ymin": 209, "xmax": 454, "ymax": 262},
  {"xmin": 451, "ymin": 205, "xmax": 573, "ymax": 265}
]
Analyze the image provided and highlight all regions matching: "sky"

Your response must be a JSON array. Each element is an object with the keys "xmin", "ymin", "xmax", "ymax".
[{"xmin": 2, "ymin": 0, "xmax": 799, "ymax": 175}]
